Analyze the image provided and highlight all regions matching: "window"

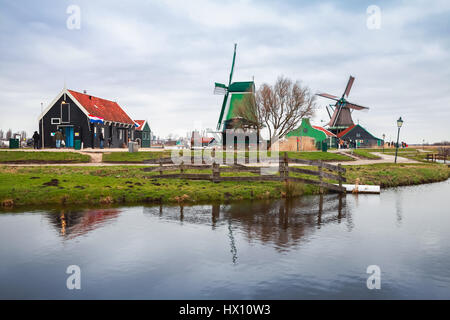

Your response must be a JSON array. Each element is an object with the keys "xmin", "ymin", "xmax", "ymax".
[
  {"xmin": 51, "ymin": 118, "xmax": 61, "ymax": 124},
  {"xmin": 61, "ymin": 102, "xmax": 70, "ymax": 123}
]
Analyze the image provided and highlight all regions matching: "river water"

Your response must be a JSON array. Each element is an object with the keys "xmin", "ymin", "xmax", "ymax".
[{"xmin": 1, "ymin": 180, "xmax": 449, "ymax": 299}]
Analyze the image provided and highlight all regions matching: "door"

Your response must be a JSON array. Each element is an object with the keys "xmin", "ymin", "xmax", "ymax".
[{"xmin": 65, "ymin": 127, "xmax": 74, "ymax": 148}]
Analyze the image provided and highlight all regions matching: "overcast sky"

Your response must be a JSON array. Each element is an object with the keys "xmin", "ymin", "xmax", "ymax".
[{"xmin": 0, "ymin": 0, "xmax": 449, "ymax": 143}]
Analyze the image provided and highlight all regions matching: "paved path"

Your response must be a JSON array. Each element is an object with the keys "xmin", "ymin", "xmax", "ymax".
[{"xmin": 0, "ymin": 152, "xmax": 418, "ymax": 167}]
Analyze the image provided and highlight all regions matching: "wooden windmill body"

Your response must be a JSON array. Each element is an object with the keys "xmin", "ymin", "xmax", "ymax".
[
  {"xmin": 214, "ymin": 44, "xmax": 256, "ymax": 133},
  {"xmin": 317, "ymin": 76, "xmax": 369, "ymax": 135}
]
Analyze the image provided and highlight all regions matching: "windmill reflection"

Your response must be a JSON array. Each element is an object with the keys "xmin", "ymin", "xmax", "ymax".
[
  {"xmin": 47, "ymin": 208, "xmax": 120, "ymax": 240},
  {"xmin": 145, "ymin": 194, "xmax": 350, "ymax": 262}
]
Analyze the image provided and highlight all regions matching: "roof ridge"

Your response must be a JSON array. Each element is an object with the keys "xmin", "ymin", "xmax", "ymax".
[{"xmin": 68, "ymin": 89, "xmax": 117, "ymax": 104}]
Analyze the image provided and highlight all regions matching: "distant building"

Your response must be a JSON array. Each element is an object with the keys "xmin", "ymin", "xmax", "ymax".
[
  {"xmin": 336, "ymin": 124, "xmax": 383, "ymax": 148},
  {"xmin": 38, "ymin": 88, "xmax": 137, "ymax": 148},
  {"xmin": 284, "ymin": 118, "xmax": 336, "ymax": 151},
  {"xmin": 134, "ymin": 120, "xmax": 152, "ymax": 147}
]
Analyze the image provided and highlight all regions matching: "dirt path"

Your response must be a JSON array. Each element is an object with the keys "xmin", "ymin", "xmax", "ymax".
[
  {"xmin": 79, "ymin": 152, "xmax": 102, "ymax": 163},
  {"xmin": 1, "ymin": 152, "xmax": 419, "ymax": 167}
]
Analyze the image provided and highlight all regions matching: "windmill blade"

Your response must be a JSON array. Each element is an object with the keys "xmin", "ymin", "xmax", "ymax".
[
  {"xmin": 344, "ymin": 101, "xmax": 369, "ymax": 111},
  {"xmin": 214, "ymin": 82, "xmax": 227, "ymax": 95},
  {"xmin": 316, "ymin": 92, "xmax": 339, "ymax": 101},
  {"xmin": 217, "ymin": 92, "xmax": 229, "ymax": 130},
  {"xmin": 325, "ymin": 106, "xmax": 332, "ymax": 119},
  {"xmin": 343, "ymin": 75, "xmax": 355, "ymax": 98},
  {"xmin": 228, "ymin": 43, "xmax": 237, "ymax": 86}
]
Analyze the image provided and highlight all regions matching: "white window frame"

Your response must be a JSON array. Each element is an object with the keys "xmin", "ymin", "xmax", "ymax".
[
  {"xmin": 51, "ymin": 118, "xmax": 61, "ymax": 125},
  {"xmin": 61, "ymin": 102, "xmax": 70, "ymax": 123}
]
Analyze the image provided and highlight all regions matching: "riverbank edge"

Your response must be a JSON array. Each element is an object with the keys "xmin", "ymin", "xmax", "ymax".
[{"xmin": 0, "ymin": 163, "xmax": 448, "ymax": 209}]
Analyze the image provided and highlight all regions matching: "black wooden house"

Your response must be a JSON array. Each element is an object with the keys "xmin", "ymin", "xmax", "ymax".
[
  {"xmin": 337, "ymin": 124, "xmax": 383, "ymax": 148},
  {"xmin": 38, "ymin": 89, "xmax": 137, "ymax": 148}
]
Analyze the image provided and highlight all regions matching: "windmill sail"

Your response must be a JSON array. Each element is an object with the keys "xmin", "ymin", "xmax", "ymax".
[
  {"xmin": 217, "ymin": 44, "xmax": 237, "ymax": 130},
  {"xmin": 214, "ymin": 82, "xmax": 227, "ymax": 95},
  {"xmin": 316, "ymin": 75, "xmax": 369, "ymax": 133},
  {"xmin": 343, "ymin": 75, "xmax": 355, "ymax": 97}
]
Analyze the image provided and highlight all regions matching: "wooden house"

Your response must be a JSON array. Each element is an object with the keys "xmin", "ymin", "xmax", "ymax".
[
  {"xmin": 134, "ymin": 120, "xmax": 151, "ymax": 147},
  {"xmin": 337, "ymin": 124, "xmax": 383, "ymax": 148},
  {"xmin": 285, "ymin": 118, "xmax": 336, "ymax": 151},
  {"xmin": 38, "ymin": 88, "xmax": 137, "ymax": 148}
]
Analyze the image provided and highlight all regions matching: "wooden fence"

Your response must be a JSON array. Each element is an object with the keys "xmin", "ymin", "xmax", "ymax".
[
  {"xmin": 426, "ymin": 153, "xmax": 447, "ymax": 163},
  {"xmin": 142, "ymin": 153, "xmax": 347, "ymax": 193}
]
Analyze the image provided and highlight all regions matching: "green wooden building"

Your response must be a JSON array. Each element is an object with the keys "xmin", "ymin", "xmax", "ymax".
[
  {"xmin": 286, "ymin": 118, "xmax": 337, "ymax": 151},
  {"xmin": 134, "ymin": 120, "xmax": 151, "ymax": 147}
]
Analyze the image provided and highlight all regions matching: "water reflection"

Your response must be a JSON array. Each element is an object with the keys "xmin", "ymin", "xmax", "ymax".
[
  {"xmin": 46, "ymin": 208, "xmax": 120, "ymax": 240},
  {"xmin": 144, "ymin": 194, "xmax": 350, "ymax": 256}
]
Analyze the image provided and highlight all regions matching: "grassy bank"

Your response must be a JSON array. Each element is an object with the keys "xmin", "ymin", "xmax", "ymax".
[
  {"xmin": 1, "ymin": 163, "xmax": 447, "ymax": 208},
  {"xmin": 343, "ymin": 163, "xmax": 449, "ymax": 187},
  {"xmin": 0, "ymin": 151, "xmax": 90, "ymax": 163},
  {"xmin": 102, "ymin": 150, "xmax": 354, "ymax": 163},
  {"xmin": 0, "ymin": 165, "xmax": 313, "ymax": 208}
]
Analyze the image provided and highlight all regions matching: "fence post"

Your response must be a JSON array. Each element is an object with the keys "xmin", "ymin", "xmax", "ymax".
[
  {"xmin": 318, "ymin": 160, "xmax": 324, "ymax": 194},
  {"xmin": 284, "ymin": 152, "xmax": 289, "ymax": 183},
  {"xmin": 338, "ymin": 163, "xmax": 343, "ymax": 193},
  {"xmin": 159, "ymin": 158, "xmax": 163, "ymax": 176},
  {"xmin": 212, "ymin": 162, "xmax": 220, "ymax": 183},
  {"xmin": 180, "ymin": 160, "xmax": 184, "ymax": 178}
]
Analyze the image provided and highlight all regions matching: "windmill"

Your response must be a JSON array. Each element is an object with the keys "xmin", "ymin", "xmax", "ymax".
[
  {"xmin": 215, "ymin": 44, "xmax": 255, "ymax": 132},
  {"xmin": 316, "ymin": 76, "xmax": 369, "ymax": 135}
]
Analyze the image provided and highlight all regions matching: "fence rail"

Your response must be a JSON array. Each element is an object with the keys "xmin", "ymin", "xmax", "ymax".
[
  {"xmin": 426, "ymin": 153, "xmax": 447, "ymax": 163},
  {"xmin": 142, "ymin": 153, "xmax": 347, "ymax": 193}
]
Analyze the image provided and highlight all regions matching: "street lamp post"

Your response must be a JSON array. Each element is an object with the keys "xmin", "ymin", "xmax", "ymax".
[
  {"xmin": 382, "ymin": 133, "xmax": 385, "ymax": 153},
  {"xmin": 394, "ymin": 117, "xmax": 404, "ymax": 164}
]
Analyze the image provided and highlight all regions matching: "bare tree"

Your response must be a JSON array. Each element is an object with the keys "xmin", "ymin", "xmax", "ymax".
[
  {"xmin": 6, "ymin": 129, "xmax": 12, "ymax": 140},
  {"xmin": 0, "ymin": 129, "xmax": 3, "ymax": 140},
  {"xmin": 234, "ymin": 76, "xmax": 316, "ymax": 141},
  {"xmin": 20, "ymin": 130, "xmax": 27, "ymax": 140}
]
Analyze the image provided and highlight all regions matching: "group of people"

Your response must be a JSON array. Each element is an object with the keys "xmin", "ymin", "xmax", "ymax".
[
  {"xmin": 385, "ymin": 141, "xmax": 408, "ymax": 148},
  {"xmin": 337, "ymin": 139, "xmax": 358, "ymax": 149},
  {"xmin": 30, "ymin": 129, "xmax": 118, "ymax": 149}
]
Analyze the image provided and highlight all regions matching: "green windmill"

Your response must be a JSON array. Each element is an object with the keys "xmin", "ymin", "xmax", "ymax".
[{"xmin": 215, "ymin": 44, "xmax": 255, "ymax": 132}]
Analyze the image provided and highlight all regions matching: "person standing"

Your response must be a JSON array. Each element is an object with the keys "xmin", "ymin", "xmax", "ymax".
[
  {"xmin": 99, "ymin": 130, "xmax": 104, "ymax": 149},
  {"xmin": 55, "ymin": 129, "xmax": 63, "ymax": 149},
  {"xmin": 32, "ymin": 131, "xmax": 40, "ymax": 149}
]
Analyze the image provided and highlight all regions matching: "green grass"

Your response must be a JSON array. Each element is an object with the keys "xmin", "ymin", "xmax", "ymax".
[
  {"xmin": 0, "ymin": 151, "xmax": 90, "ymax": 163},
  {"xmin": 0, "ymin": 166, "xmax": 315, "ymax": 208},
  {"xmin": 102, "ymin": 150, "xmax": 354, "ymax": 163},
  {"xmin": 1, "ymin": 162, "xmax": 448, "ymax": 208},
  {"xmin": 351, "ymin": 149, "xmax": 381, "ymax": 159},
  {"xmin": 286, "ymin": 151, "xmax": 353, "ymax": 161},
  {"xmin": 102, "ymin": 151, "xmax": 171, "ymax": 163},
  {"xmin": 343, "ymin": 163, "xmax": 449, "ymax": 187}
]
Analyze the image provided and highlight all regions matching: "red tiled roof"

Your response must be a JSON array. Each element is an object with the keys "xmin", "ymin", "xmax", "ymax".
[
  {"xmin": 134, "ymin": 120, "xmax": 145, "ymax": 131},
  {"xmin": 337, "ymin": 125, "xmax": 356, "ymax": 138},
  {"xmin": 312, "ymin": 125, "xmax": 336, "ymax": 137},
  {"xmin": 68, "ymin": 90, "xmax": 134, "ymax": 124}
]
